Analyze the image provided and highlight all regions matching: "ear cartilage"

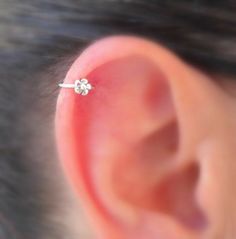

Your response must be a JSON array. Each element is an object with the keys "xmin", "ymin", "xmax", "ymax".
[{"xmin": 59, "ymin": 78, "xmax": 93, "ymax": 96}]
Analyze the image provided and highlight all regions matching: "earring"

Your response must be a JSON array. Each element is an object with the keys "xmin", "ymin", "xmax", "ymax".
[{"xmin": 59, "ymin": 78, "xmax": 93, "ymax": 96}]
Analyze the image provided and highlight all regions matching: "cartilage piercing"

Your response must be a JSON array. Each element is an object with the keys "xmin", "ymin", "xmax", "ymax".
[{"xmin": 59, "ymin": 78, "xmax": 93, "ymax": 96}]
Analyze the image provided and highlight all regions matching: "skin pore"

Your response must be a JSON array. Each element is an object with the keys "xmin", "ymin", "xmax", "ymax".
[{"xmin": 56, "ymin": 36, "xmax": 236, "ymax": 239}]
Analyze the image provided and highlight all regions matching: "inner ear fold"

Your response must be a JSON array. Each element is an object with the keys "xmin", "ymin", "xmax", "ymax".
[
  {"xmin": 112, "ymin": 120, "xmax": 179, "ymax": 208},
  {"xmin": 111, "ymin": 119, "xmax": 208, "ymax": 233},
  {"xmin": 154, "ymin": 162, "xmax": 208, "ymax": 231}
]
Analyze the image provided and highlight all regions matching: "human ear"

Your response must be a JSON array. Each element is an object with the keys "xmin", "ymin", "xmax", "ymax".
[{"xmin": 56, "ymin": 36, "xmax": 234, "ymax": 239}]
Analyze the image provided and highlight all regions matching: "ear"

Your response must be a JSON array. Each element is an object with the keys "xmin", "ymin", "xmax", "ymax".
[{"xmin": 55, "ymin": 36, "xmax": 231, "ymax": 239}]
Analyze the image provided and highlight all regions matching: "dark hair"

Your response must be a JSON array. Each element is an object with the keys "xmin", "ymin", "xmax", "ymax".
[{"xmin": 0, "ymin": 0, "xmax": 236, "ymax": 238}]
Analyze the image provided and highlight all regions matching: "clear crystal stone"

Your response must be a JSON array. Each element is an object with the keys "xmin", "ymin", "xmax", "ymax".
[{"xmin": 74, "ymin": 79, "xmax": 92, "ymax": 95}]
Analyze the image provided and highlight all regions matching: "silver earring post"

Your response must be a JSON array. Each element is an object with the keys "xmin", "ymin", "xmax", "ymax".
[{"xmin": 59, "ymin": 78, "xmax": 93, "ymax": 96}]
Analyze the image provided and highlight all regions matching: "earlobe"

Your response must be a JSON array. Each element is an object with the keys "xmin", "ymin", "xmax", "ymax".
[{"xmin": 56, "ymin": 36, "xmax": 228, "ymax": 239}]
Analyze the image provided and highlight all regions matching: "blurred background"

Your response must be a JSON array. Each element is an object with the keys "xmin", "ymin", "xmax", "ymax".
[{"xmin": 0, "ymin": 1, "xmax": 94, "ymax": 239}]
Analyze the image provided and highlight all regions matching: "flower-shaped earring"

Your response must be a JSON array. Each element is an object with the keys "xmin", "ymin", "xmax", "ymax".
[{"xmin": 59, "ymin": 78, "xmax": 93, "ymax": 96}]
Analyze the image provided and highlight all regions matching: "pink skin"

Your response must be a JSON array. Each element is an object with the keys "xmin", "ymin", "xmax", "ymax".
[{"xmin": 56, "ymin": 36, "xmax": 236, "ymax": 239}]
